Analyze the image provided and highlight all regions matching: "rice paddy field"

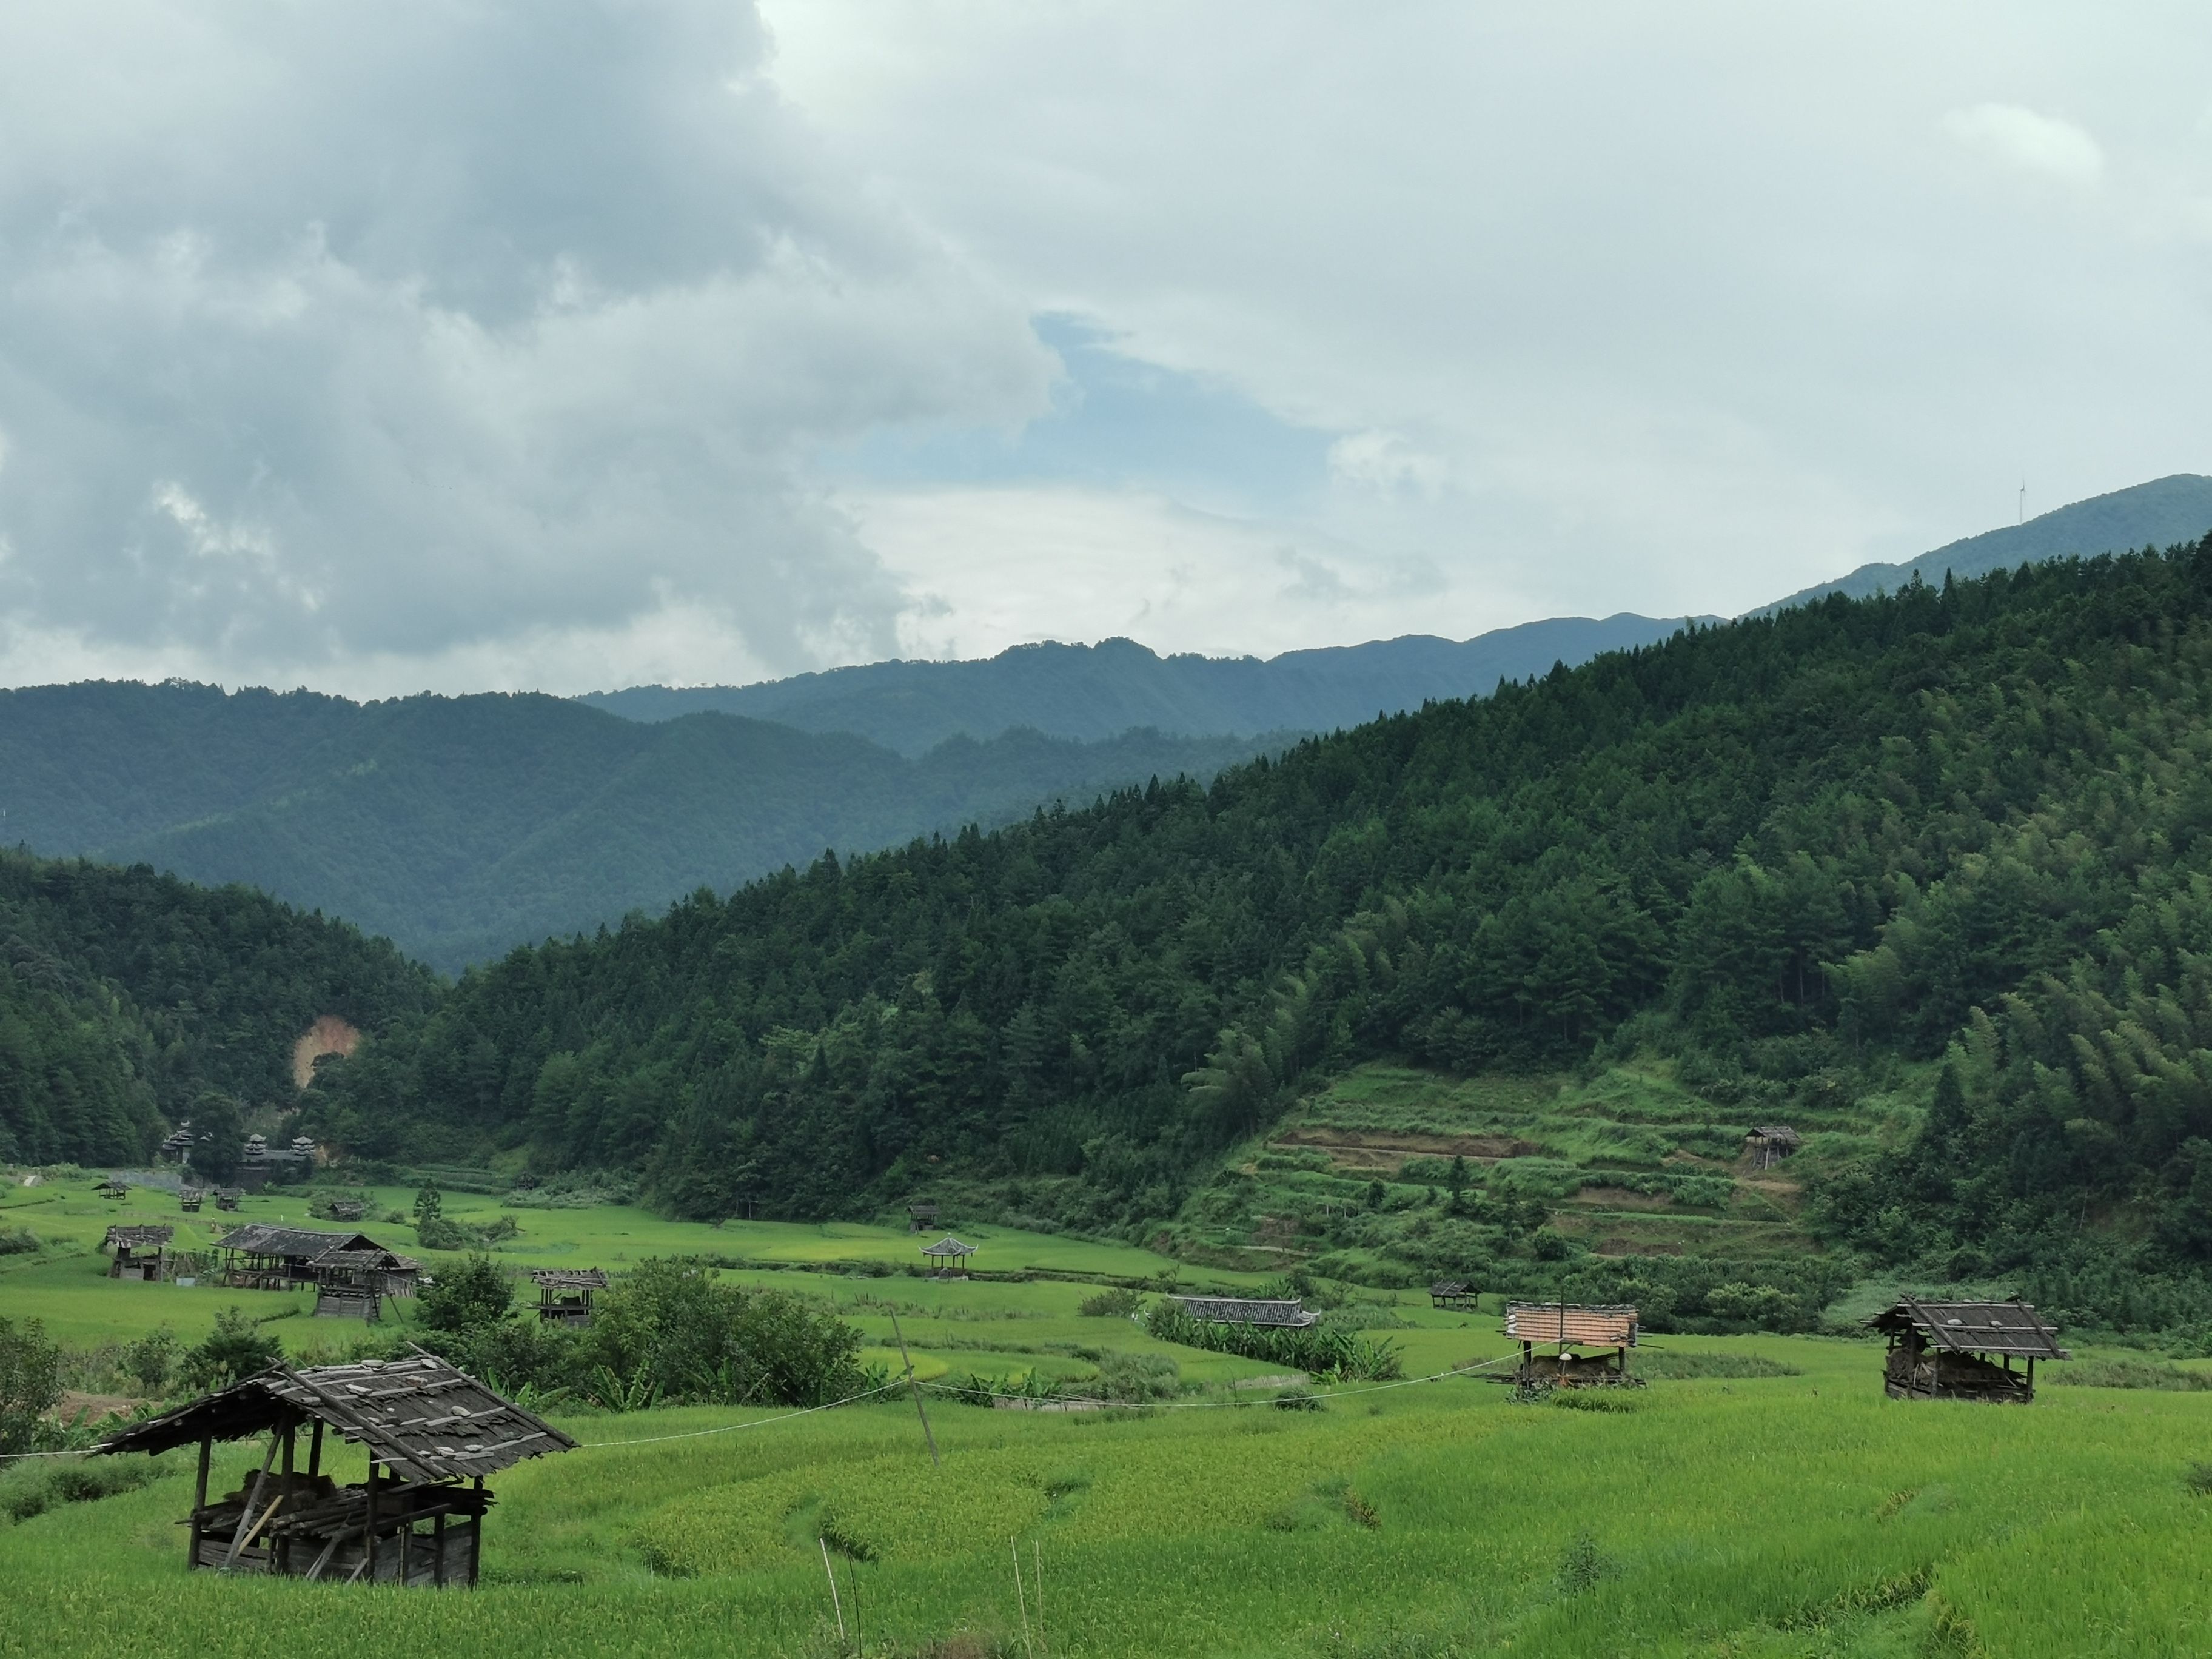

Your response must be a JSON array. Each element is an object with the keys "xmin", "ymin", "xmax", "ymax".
[{"xmin": 6, "ymin": 1171, "xmax": 2212, "ymax": 1657}]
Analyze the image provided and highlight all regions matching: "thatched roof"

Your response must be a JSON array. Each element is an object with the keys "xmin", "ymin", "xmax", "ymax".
[
  {"xmin": 102, "ymin": 1225, "xmax": 173, "ymax": 1251},
  {"xmin": 96, "ymin": 1353, "xmax": 577, "ymax": 1483},
  {"xmin": 1504, "ymin": 1303, "xmax": 1641, "ymax": 1347},
  {"xmin": 1172, "ymin": 1296, "xmax": 1318, "ymax": 1328},
  {"xmin": 1869, "ymin": 1297, "xmax": 2069, "ymax": 1360}
]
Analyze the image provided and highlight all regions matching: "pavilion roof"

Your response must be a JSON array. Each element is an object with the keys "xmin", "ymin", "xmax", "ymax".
[{"xmin": 919, "ymin": 1236, "xmax": 976, "ymax": 1256}]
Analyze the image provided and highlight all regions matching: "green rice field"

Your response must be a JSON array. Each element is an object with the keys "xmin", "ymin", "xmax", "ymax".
[{"xmin": 5, "ymin": 1171, "xmax": 2210, "ymax": 1657}]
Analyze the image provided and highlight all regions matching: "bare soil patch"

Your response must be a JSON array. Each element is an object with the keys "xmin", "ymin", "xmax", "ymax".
[{"xmin": 292, "ymin": 1014, "xmax": 362, "ymax": 1088}]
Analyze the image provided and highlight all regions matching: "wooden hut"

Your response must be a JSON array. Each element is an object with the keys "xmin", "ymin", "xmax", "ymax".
[
  {"xmin": 1430, "ymin": 1279, "xmax": 1478, "ymax": 1312},
  {"xmin": 94, "ymin": 1352, "xmax": 576, "ymax": 1586},
  {"xmin": 907, "ymin": 1201, "xmax": 940, "ymax": 1234},
  {"xmin": 215, "ymin": 1188, "xmax": 244, "ymax": 1212},
  {"xmin": 326, "ymin": 1198, "xmax": 368, "ymax": 1223},
  {"xmin": 95, "ymin": 1177, "xmax": 129, "ymax": 1201},
  {"xmin": 1870, "ymin": 1297, "xmax": 2068, "ymax": 1403},
  {"xmin": 1170, "ymin": 1296, "xmax": 1318, "ymax": 1328},
  {"xmin": 919, "ymin": 1235, "xmax": 976, "ymax": 1276},
  {"xmin": 1745, "ymin": 1126, "xmax": 1803, "ymax": 1170},
  {"xmin": 312, "ymin": 1247, "xmax": 420, "ymax": 1320},
  {"xmin": 531, "ymin": 1269, "xmax": 608, "ymax": 1327},
  {"xmin": 1503, "ymin": 1303, "xmax": 1641, "ymax": 1387},
  {"xmin": 179, "ymin": 1187, "xmax": 206, "ymax": 1213},
  {"xmin": 104, "ymin": 1224, "xmax": 174, "ymax": 1281},
  {"xmin": 216, "ymin": 1224, "xmax": 386, "ymax": 1292}
]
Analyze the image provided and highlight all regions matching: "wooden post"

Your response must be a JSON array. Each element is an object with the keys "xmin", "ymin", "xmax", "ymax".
[
  {"xmin": 307, "ymin": 1419, "xmax": 324, "ymax": 1478},
  {"xmin": 278, "ymin": 1418, "xmax": 297, "ymax": 1574},
  {"xmin": 469, "ymin": 1476, "xmax": 483, "ymax": 1586},
  {"xmin": 434, "ymin": 1512, "xmax": 447, "ymax": 1589},
  {"xmin": 190, "ymin": 1432, "xmax": 212, "ymax": 1570},
  {"xmin": 366, "ymin": 1461, "xmax": 379, "ymax": 1584},
  {"xmin": 888, "ymin": 1310, "xmax": 941, "ymax": 1469}
]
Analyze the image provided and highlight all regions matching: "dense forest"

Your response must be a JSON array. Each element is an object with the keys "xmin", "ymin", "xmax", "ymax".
[
  {"xmin": 298, "ymin": 540, "xmax": 2212, "ymax": 1327},
  {"xmin": 0, "ymin": 683, "xmax": 1287, "ymax": 970},
  {"xmin": 0, "ymin": 854, "xmax": 435, "ymax": 1166}
]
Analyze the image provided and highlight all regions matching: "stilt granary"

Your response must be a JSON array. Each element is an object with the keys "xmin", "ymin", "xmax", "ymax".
[
  {"xmin": 104, "ymin": 1224, "xmax": 173, "ymax": 1281},
  {"xmin": 531, "ymin": 1268, "xmax": 608, "ymax": 1327},
  {"xmin": 95, "ymin": 1353, "xmax": 576, "ymax": 1587},
  {"xmin": 1430, "ymin": 1279, "xmax": 1478, "ymax": 1311},
  {"xmin": 1745, "ymin": 1126, "xmax": 1803, "ymax": 1170},
  {"xmin": 1504, "ymin": 1302, "xmax": 1641, "ymax": 1387},
  {"xmin": 215, "ymin": 1224, "xmax": 387, "ymax": 1291},
  {"xmin": 1869, "ymin": 1297, "xmax": 2068, "ymax": 1403},
  {"xmin": 179, "ymin": 1187, "xmax": 206, "ymax": 1213}
]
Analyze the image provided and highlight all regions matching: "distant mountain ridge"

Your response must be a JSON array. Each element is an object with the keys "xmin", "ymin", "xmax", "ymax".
[
  {"xmin": 581, "ymin": 614, "xmax": 1706, "ymax": 756},
  {"xmin": 0, "ymin": 681, "xmax": 1292, "ymax": 970},
  {"xmin": 1761, "ymin": 473, "xmax": 2212, "ymax": 614}
]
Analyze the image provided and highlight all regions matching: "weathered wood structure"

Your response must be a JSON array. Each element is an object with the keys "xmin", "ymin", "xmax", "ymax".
[
  {"xmin": 1430, "ymin": 1279, "xmax": 1478, "ymax": 1312},
  {"xmin": 1870, "ymin": 1297, "xmax": 2068, "ymax": 1403},
  {"xmin": 907, "ymin": 1201, "xmax": 940, "ymax": 1233},
  {"xmin": 1503, "ymin": 1303, "xmax": 1641, "ymax": 1387},
  {"xmin": 1745, "ymin": 1125, "xmax": 1803, "ymax": 1170},
  {"xmin": 216, "ymin": 1224, "xmax": 394, "ymax": 1293},
  {"xmin": 215, "ymin": 1188, "xmax": 244, "ymax": 1212},
  {"xmin": 95, "ymin": 1353, "xmax": 577, "ymax": 1587},
  {"xmin": 179, "ymin": 1187, "xmax": 206, "ymax": 1213},
  {"xmin": 95, "ymin": 1177, "xmax": 129, "ymax": 1201},
  {"xmin": 325, "ymin": 1198, "xmax": 368, "ymax": 1223},
  {"xmin": 919, "ymin": 1235, "xmax": 976, "ymax": 1275},
  {"xmin": 1170, "ymin": 1296, "xmax": 1318, "ymax": 1328},
  {"xmin": 312, "ymin": 1247, "xmax": 420, "ymax": 1320},
  {"xmin": 104, "ymin": 1224, "xmax": 174, "ymax": 1281},
  {"xmin": 531, "ymin": 1269, "xmax": 608, "ymax": 1327}
]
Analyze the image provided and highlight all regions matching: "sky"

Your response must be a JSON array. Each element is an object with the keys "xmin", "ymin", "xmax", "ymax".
[{"xmin": 1, "ymin": 2, "xmax": 2208, "ymax": 696}]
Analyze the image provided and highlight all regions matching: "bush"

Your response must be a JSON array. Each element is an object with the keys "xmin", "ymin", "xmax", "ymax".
[
  {"xmin": 0, "ymin": 1317, "xmax": 62, "ymax": 1456},
  {"xmin": 586, "ymin": 1258, "xmax": 868, "ymax": 1407},
  {"xmin": 1076, "ymin": 1287, "xmax": 1144, "ymax": 1318},
  {"xmin": 1090, "ymin": 1351, "xmax": 1179, "ymax": 1402},
  {"xmin": 1272, "ymin": 1386, "xmax": 1324, "ymax": 1411},
  {"xmin": 0, "ymin": 1227, "xmax": 38, "ymax": 1256},
  {"xmin": 119, "ymin": 1328, "xmax": 178, "ymax": 1396},
  {"xmin": 179, "ymin": 1309, "xmax": 281, "ymax": 1393},
  {"xmin": 0, "ymin": 1456, "xmax": 158, "ymax": 1523},
  {"xmin": 417, "ymin": 1255, "xmax": 513, "ymax": 1335}
]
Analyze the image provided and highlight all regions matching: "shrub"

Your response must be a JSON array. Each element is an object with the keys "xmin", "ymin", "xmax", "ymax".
[
  {"xmin": 179, "ymin": 1309, "xmax": 281, "ymax": 1393},
  {"xmin": 586, "ymin": 1258, "xmax": 867, "ymax": 1407},
  {"xmin": 1272, "ymin": 1387, "xmax": 1324, "ymax": 1411},
  {"xmin": 1077, "ymin": 1287, "xmax": 1144, "ymax": 1318},
  {"xmin": 0, "ymin": 1456, "xmax": 158, "ymax": 1523},
  {"xmin": 0, "ymin": 1317, "xmax": 62, "ymax": 1456},
  {"xmin": 119, "ymin": 1328, "xmax": 178, "ymax": 1396},
  {"xmin": 1090, "ymin": 1351, "xmax": 1179, "ymax": 1403},
  {"xmin": 1555, "ymin": 1531, "xmax": 1620, "ymax": 1596},
  {"xmin": 0, "ymin": 1227, "xmax": 38, "ymax": 1256},
  {"xmin": 417, "ymin": 1255, "xmax": 513, "ymax": 1335}
]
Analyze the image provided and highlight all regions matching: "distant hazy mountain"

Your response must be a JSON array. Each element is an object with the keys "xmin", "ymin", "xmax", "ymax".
[
  {"xmin": 581, "ymin": 614, "xmax": 1702, "ymax": 756},
  {"xmin": 1762, "ymin": 474, "xmax": 2212, "ymax": 614},
  {"xmin": 0, "ymin": 681, "xmax": 1292, "ymax": 970}
]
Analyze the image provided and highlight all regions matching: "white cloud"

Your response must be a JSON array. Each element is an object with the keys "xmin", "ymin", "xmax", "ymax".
[
  {"xmin": 1943, "ymin": 102, "xmax": 2105, "ymax": 187},
  {"xmin": 1328, "ymin": 431, "xmax": 1449, "ymax": 498},
  {"xmin": 0, "ymin": 1, "xmax": 1053, "ymax": 693}
]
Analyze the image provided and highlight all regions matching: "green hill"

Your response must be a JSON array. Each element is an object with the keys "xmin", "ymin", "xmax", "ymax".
[
  {"xmin": 302, "ymin": 538, "xmax": 2212, "ymax": 1336},
  {"xmin": 580, "ymin": 614, "xmax": 1700, "ymax": 755},
  {"xmin": 0, "ymin": 683, "xmax": 1290, "ymax": 970}
]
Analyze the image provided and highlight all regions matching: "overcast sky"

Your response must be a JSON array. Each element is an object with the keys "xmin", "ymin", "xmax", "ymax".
[{"xmin": 1, "ymin": 2, "xmax": 2207, "ymax": 696}]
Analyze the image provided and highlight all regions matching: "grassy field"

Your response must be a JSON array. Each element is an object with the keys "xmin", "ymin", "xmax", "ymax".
[{"xmin": 8, "ymin": 1166, "xmax": 2212, "ymax": 1655}]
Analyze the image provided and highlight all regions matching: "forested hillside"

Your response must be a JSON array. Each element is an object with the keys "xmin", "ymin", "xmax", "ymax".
[
  {"xmin": 307, "ymin": 540, "xmax": 2212, "ymax": 1329},
  {"xmin": 583, "ymin": 615, "xmax": 1694, "ymax": 754},
  {"xmin": 0, "ymin": 684, "xmax": 1288, "ymax": 970},
  {"xmin": 0, "ymin": 854, "xmax": 435, "ymax": 1166}
]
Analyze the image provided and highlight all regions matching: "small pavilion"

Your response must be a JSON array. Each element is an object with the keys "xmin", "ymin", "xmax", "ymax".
[
  {"xmin": 104, "ymin": 1224, "xmax": 174, "ymax": 1281},
  {"xmin": 1745, "ymin": 1126, "xmax": 1803, "ymax": 1170},
  {"xmin": 919, "ymin": 1235, "xmax": 976, "ymax": 1276},
  {"xmin": 95, "ymin": 1177, "xmax": 129, "ymax": 1201},
  {"xmin": 1503, "ymin": 1302, "xmax": 1642, "ymax": 1387},
  {"xmin": 95, "ymin": 1353, "xmax": 576, "ymax": 1586},
  {"xmin": 531, "ymin": 1269, "xmax": 609, "ymax": 1327},
  {"xmin": 1430, "ymin": 1279, "xmax": 1478, "ymax": 1312},
  {"xmin": 1870, "ymin": 1297, "xmax": 2068, "ymax": 1403}
]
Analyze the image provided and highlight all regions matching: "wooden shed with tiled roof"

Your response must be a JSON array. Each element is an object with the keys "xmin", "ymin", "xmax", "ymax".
[
  {"xmin": 103, "ymin": 1224, "xmax": 173, "ymax": 1281},
  {"xmin": 1870, "ymin": 1297, "xmax": 2068, "ymax": 1403},
  {"xmin": 1503, "ymin": 1302, "xmax": 1642, "ymax": 1387},
  {"xmin": 95, "ymin": 1352, "xmax": 577, "ymax": 1587}
]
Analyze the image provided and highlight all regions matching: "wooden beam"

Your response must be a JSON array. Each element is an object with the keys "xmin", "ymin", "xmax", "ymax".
[
  {"xmin": 307, "ymin": 1418, "xmax": 324, "ymax": 1478},
  {"xmin": 366, "ymin": 1461, "xmax": 379, "ymax": 1584},
  {"xmin": 220, "ymin": 1433, "xmax": 283, "ymax": 1572},
  {"xmin": 190, "ymin": 1433, "xmax": 212, "ymax": 1570}
]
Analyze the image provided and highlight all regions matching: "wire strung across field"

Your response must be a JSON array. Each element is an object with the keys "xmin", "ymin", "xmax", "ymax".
[{"xmin": 0, "ymin": 1355, "xmax": 1517, "ymax": 1464}]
